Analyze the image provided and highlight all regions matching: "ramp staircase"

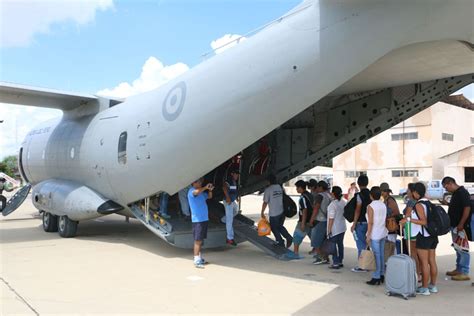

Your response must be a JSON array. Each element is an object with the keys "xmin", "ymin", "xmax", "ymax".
[
  {"xmin": 1, "ymin": 184, "xmax": 31, "ymax": 216},
  {"xmin": 129, "ymin": 203, "xmax": 173, "ymax": 240},
  {"xmin": 233, "ymin": 214, "xmax": 290, "ymax": 260}
]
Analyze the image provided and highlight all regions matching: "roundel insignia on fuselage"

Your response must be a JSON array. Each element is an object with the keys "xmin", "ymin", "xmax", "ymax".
[{"xmin": 162, "ymin": 81, "xmax": 187, "ymax": 121}]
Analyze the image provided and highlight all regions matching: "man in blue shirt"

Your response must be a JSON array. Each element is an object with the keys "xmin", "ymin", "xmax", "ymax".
[
  {"xmin": 222, "ymin": 169, "xmax": 240, "ymax": 246},
  {"xmin": 188, "ymin": 178, "xmax": 214, "ymax": 268}
]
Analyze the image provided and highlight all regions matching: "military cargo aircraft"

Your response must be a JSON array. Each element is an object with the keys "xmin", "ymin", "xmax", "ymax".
[{"xmin": 1, "ymin": 0, "xmax": 473, "ymax": 255}]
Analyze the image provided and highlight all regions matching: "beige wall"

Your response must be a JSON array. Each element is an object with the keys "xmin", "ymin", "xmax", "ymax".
[{"xmin": 333, "ymin": 101, "xmax": 474, "ymax": 194}]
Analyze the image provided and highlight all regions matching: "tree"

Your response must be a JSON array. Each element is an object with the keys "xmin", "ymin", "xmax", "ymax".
[{"xmin": 0, "ymin": 155, "xmax": 18, "ymax": 178}]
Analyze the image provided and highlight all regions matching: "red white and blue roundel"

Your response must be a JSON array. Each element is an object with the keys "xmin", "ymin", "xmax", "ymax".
[{"xmin": 162, "ymin": 81, "xmax": 187, "ymax": 121}]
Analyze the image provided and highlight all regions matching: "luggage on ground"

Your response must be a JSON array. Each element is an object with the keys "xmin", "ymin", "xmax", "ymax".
[{"xmin": 385, "ymin": 221, "xmax": 417, "ymax": 299}]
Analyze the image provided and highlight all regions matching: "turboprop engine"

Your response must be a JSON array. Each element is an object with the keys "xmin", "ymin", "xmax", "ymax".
[{"xmin": 32, "ymin": 179, "xmax": 123, "ymax": 221}]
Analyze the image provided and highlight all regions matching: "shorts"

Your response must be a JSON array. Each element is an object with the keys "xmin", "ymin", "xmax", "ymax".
[
  {"xmin": 192, "ymin": 221, "xmax": 208, "ymax": 241},
  {"xmin": 311, "ymin": 221, "xmax": 327, "ymax": 248},
  {"xmin": 416, "ymin": 234, "xmax": 438, "ymax": 250},
  {"xmin": 293, "ymin": 222, "xmax": 311, "ymax": 245}
]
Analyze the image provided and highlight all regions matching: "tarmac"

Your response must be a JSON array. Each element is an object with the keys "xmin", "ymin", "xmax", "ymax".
[{"xmin": 1, "ymin": 194, "xmax": 473, "ymax": 315}]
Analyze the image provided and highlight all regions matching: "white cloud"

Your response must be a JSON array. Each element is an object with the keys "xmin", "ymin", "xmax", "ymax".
[
  {"xmin": 97, "ymin": 56, "xmax": 189, "ymax": 98},
  {"xmin": 0, "ymin": 105, "xmax": 61, "ymax": 160},
  {"xmin": 454, "ymin": 84, "xmax": 473, "ymax": 102},
  {"xmin": 0, "ymin": 0, "xmax": 114, "ymax": 47},
  {"xmin": 211, "ymin": 34, "xmax": 246, "ymax": 54}
]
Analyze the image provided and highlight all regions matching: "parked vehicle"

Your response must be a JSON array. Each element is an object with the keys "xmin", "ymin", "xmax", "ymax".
[{"xmin": 400, "ymin": 180, "xmax": 474, "ymax": 203}]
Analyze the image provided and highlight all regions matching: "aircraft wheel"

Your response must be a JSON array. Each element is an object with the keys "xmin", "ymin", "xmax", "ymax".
[
  {"xmin": 58, "ymin": 215, "xmax": 78, "ymax": 238},
  {"xmin": 42, "ymin": 212, "xmax": 58, "ymax": 232}
]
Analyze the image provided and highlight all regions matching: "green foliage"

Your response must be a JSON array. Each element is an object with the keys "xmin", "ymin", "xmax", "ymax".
[{"xmin": 0, "ymin": 155, "xmax": 18, "ymax": 178}]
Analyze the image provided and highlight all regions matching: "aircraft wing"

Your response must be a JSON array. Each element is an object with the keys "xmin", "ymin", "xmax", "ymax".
[{"xmin": 0, "ymin": 81, "xmax": 100, "ymax": 111}]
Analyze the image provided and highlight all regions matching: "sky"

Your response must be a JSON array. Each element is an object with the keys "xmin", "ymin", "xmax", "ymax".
[{"xmin": 0, "ymin": 0, "xmax": 473, "ymax": 160}]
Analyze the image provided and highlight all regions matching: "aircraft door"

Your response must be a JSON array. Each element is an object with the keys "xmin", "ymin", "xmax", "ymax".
[{"xmin": 18, "ymin": 147, "xmax": 30, "ymax": 183}]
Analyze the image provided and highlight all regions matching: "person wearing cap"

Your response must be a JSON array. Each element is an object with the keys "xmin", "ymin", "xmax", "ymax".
[
  {"xmin": 222, "ymin": 169, "xmax": 240, "ymax": 246},
  {"xmin": 381, "ymin": 182, "xmax": 400, "ymax": 257},
  {"xmin": 261, "ymin": 174, "xmax": 293, "ymax": 248}
]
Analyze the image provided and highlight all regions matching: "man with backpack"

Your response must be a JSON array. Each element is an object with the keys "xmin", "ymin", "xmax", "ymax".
[
  {"xmin": 348, "ymin": 175, "xmax": 371, "ymax": 272},
  {"xmin": 441, "ymin": 177, "xmax": 472, "ymax": 281},
  {"xmin": 261, "ymin": 174, "xmax": 293, "ymax": 248}
]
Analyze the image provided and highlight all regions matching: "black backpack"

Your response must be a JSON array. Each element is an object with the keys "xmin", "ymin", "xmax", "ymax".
[
  {"xmin": 418, "ymin": 200, "xmax": 451, "ymax": 237},
  {"xmin": 344, "ymin": 189, "xmax": 370, "ymax": 223},
  {"xmin": 282, "ymin": 190, "xmax": 297, "ymax": 218},
  {"xmin": 344, "ymin": 195, "xmax": 358, "ymax": 223}
]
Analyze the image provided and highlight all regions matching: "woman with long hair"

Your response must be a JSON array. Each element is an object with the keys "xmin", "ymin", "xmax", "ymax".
[{"xmin": 366, "ymin": 186, "xmax": 388, "ymax": 285}]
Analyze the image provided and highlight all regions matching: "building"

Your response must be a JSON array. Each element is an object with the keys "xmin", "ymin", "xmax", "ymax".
[{"xmin": 332, "ymin": 96, "xmax": 474, "ymax": 194}]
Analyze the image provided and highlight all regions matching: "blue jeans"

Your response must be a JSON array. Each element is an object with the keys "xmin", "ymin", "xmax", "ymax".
[
  {"xmin": 311, "ymin": 221, "xmax": 327, "ymax": 248},
  {"xmin": 222, "ymin": 201, "xmax": 238, "ymax": 240},
  {"xmin": 371, "ymin": 238, "xmax": 385, "ymax": 279},
  {"xmin": 453, "ymin": 229, "xmax": 470, "ymax": 275},
  {"xmin": 160, "ymin": 193, "xmax": 169, "ymax": 216},
  {"xmin": 354, "ymin": 222, "xmax": 368, "ymax": 257},
  {"xmin": 330, "ymin": 232, "xmax": 345, "ymax": 265},
  {"xmin": 270, "ymin": 213, "xmax": 292, "ymax": 245}
]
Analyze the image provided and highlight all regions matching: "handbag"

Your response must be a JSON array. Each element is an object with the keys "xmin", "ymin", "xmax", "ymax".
[
  {"xmin": 358, "ymin": 247, "xmax": 376, "ymax": 271},
  {"xmin": 452, "ymin": 230, "xmax": 470, "ymax": 253},
  {"xmin": 321, "ymin": 238, "xmax": 337, "ymax": 256},
  {"xmin": 257, "ymin": 217, "xmax": 271, "ymax": 237}
]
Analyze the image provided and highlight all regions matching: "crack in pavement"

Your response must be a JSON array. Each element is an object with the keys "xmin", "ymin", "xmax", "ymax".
[{"xmin": 1, "ymin": 276, "xmax": 39, "ymax": 315}]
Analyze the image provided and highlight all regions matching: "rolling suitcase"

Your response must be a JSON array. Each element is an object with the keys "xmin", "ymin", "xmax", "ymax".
[{"xmin": 385, "ymin": 220, "xmax": 417, "ymax": 300}]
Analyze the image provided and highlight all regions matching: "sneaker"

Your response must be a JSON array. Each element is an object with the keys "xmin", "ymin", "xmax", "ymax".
[
  {"xmin": 313, "ymin": 257, "xmax": 329, "ymax": 265},
  {"xmin": 351, "ymin": 267, "xmax": 367, "ymax": 273},
  {"xmin": 226, "ymin": 239, "xmax": 237, "ymax": 246},
  {"xmin": 416, "ymin": 287, "xmax": 430, "ymax": 296},
  {"xmin": 446, "ymin": 269, "xmax": 461, "ymax": 276},
  {"xmin": 194, "ymin": 261, "xmax": 205, "ymax": 269},
  {"xmin": 198, "ymin": 258, "xmax": 209, "ymax": 265},
  {"xmin": 451, "ymin": 274, "xmax": 471, "ymax": 281},
  {"xmin": 328, "ymin": 264, "xmax": 341, "ymax": 269},
  {"xmin": 160, "ymin": 213, "xmax": 171, "ymax": 220},
  {"xmin": 428, "ymin": 284, "xmax": 438, "ymax": 293}
]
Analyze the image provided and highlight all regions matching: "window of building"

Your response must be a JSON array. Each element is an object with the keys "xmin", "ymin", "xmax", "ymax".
[
  {"xmin": 118, "ymin": 132, "xmax": 127, "ymax": 164},
  {"xmin": 392, "ymin": 170, "xmax": 419, "ymax": 177},
  {"xmin": 442, "ymin": 133, "xmax": 454, "ymax": 141},
  {"xmin": 391, "ymin": 132, "xmax": 418, "ymax": 141},
  {"xmin": 465, "ymin": 167, "xmax": 474, "ymax": 183},
  {"xmin": 344, "ymin": 171, "xmax": 366, "ymax": 178},
  {"xmin": 471, "ymin": 137, "xmax": 474, "ymax": 144}
]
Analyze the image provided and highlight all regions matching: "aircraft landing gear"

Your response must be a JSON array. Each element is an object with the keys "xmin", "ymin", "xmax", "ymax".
[
  {"xmin": 58, "ymin": 215, "xmax": 78, "ymax": 238},
  {"xmin": 42, "ymin": 212, "xmax": 58, "ymax": 232}
]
